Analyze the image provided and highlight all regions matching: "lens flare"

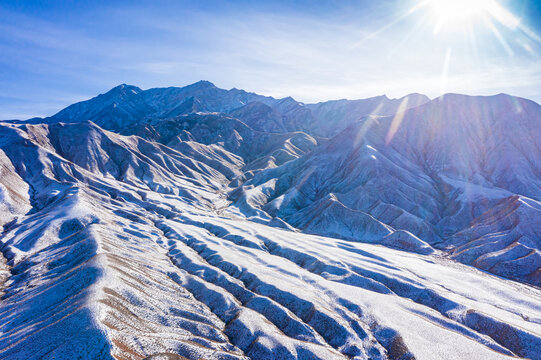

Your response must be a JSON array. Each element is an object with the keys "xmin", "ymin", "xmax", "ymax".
[{"xmin": 427, "ymin": 0, "xmax": 519, "ymax": 33}]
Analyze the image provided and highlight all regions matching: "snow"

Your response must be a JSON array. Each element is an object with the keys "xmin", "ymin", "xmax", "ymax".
[{"xmin": 0, "ymin": 84, "xmax": 540, "ymax": 359}]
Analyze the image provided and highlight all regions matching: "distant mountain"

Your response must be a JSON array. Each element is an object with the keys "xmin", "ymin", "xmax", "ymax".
[
  {"xmin": 306, "ymin": 93, "xmax": 430, "ymax": 137},
  {"xmin": 42, "ymin": 81, "xmax": 275, "ymax": 133},
  {"xmin": 1, "ymin": 83, "xmax": 540, "ymax": 360},
  {"xmin": 18, "ymin": 81, "xmax": 429, "ymax": 138}
]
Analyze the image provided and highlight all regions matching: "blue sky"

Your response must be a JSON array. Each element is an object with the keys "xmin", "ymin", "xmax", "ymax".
[{"xmin": 1, "ymin": 0, "xmax": 540, "ymax": 119}]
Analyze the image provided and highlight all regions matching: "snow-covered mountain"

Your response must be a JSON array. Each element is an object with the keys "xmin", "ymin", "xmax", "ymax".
[
  {"xmin": 1, "ymin": 82, "xmax": 540, "ymax": 360},
  {"xmin": 234, "ymin": 93, "xmax": 541, "ymax": 286}
]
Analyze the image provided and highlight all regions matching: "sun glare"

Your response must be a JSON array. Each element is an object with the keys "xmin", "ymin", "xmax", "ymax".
[{"xmin": 427, "ymin": 0, "xmax": 519, "ymax": 33}]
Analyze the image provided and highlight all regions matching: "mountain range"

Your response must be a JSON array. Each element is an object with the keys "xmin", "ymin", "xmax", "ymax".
[{"xmin": 1, "ymin": 81, "xmax": 540, "ymax": 360}]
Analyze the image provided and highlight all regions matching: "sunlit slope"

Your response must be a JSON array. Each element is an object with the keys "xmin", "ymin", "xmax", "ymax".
[
  {"xmin": 0, "ymin": 121, "xmax": 540, "ymax": 359},
  {"xmin": 234, "ymin": 94, "xmax": 541, "ymax": 286},
  {"xmin": 0, "ymin": 85, "xmax": 540, "ymax": 359}
]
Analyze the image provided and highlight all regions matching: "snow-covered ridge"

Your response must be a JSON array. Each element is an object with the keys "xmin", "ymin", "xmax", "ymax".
[
  {"xmin": 11, "ymin": 81, "xmax": 430, "ymax": 138},
  {"xmin": 235, "ymin": 92, "xmax": 541, "ymax": 287},
  {"xmin": 0, "ymin": 83, "xmax": 540, "ymax": 359}
]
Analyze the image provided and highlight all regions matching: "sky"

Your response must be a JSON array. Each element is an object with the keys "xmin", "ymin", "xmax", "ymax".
[{"xmin": 1, "ymin": 0, "xmax": 540, "ymax": 119}]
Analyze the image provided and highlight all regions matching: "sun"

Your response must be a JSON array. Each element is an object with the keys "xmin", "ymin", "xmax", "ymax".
[{"xmin": 426, "ymin": 0, "xmax": 519, "ymax": 33}]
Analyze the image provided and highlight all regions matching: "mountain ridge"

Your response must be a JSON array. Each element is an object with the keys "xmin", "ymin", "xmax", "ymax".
[{"xmin": 0, "ymin": 81, "xmax": 540, "ymax": 360}]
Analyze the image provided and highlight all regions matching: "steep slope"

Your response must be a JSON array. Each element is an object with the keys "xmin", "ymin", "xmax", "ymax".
[
  {"xmin": 30, "ymin": 81, "xmax": 275, "ymax": 133},
  {"xmin": 134, "ymin": 112, "xmax": 319, "ymax": 190},
  {"xmin": 0, "ymin": 120, "xmax": 540, "ymax": 360},
  {"xmin": 0, "ymin": 121, "xmax": 235, "ymax": 208},
  {"xmin": 229, "ymin": 101, "xmax": 288, "ymax": 133},
  {"xmin": 140, "ymin": 81, "xmax": 275, "ymax": 114},
  {"xmin": 306, "ymin": 93, "xmax": 430, "ymax": 137},
  {"xmin": 383, "ymin": 94, "xmax": 541, "ymax": 200},
  {"xmin": 48, "ymin": 84, "xmax": 153, "ymax": 131},
  {"xmin": 233, "ymin": 93, "xmax": 541, "ymax": 286},
  {"xmin": 449, "ymin": 195, "xmax": 541, "ymax": 285},
  {"xmin": 230, "ymin": 93, "xmax": 430, "ymax": 137}
]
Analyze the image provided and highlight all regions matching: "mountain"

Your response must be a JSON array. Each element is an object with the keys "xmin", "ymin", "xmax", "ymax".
[
  {"xmin": 0, "ymin": 82, "xmax": 540, "ymax": 360},
  {"xmin": 306, "ymin": 93, "xmax": 430, "ymax": 137},
  {"xmin": 39, "ymin": 81, "xmax": 275, "ymax": 133},
  {"xmin": 234, "ymin": 93, "xmax": 541, "ymax": 286},
  {"xmin": 21, "ymin": 81, "xmax": 429, "ymax": 138}
]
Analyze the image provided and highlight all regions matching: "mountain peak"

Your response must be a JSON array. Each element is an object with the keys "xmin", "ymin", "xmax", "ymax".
[
  {"xmin": 105, "ymin": 84, "xmax": 142, "ymax": 96},
  {"xmin": 186, "ymin": 80, "xmax": 216, "ymax": 90},
  {"xmin": 277, "ymin": 96, "xmax": 298, "ymax": 105},
  {"xmin": 399, "ymin": 93, "xmax": 430, "ymax": 101}
]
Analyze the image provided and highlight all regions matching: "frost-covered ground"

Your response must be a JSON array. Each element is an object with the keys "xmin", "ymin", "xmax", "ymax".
[
  {"xmin": 1, "ymin": 178, "xmax": 540, "ymax": 359},
  {"xmin": 1, "ymin": 82, "xmax": 540, "ymax": 359}
]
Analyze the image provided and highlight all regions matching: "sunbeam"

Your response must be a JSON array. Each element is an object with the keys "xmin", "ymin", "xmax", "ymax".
[{"xmin": 425, "ymin": 0, "xmax": 519, "ymax": 33}]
